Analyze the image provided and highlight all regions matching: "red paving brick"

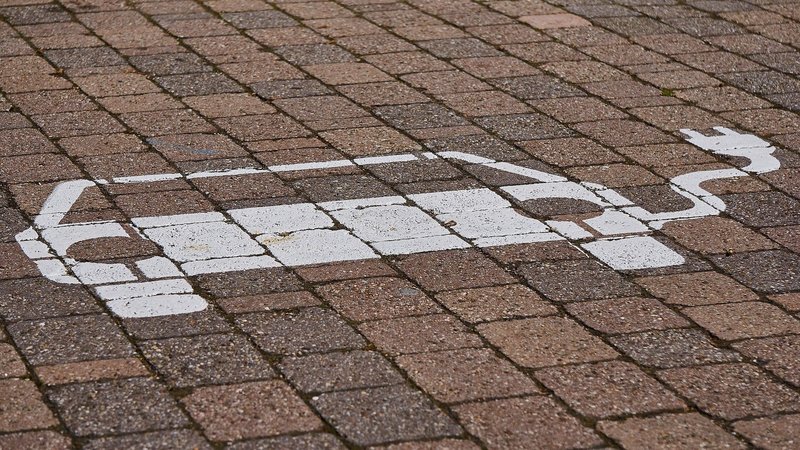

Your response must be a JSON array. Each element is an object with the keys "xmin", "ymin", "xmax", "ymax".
[{"xmin": 1, "ymin": 0, "xmax": 800, "ymax": 447}]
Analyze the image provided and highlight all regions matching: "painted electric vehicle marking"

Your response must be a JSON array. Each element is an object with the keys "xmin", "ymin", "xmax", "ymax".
[{"xmin": 15, "ymin": 127, "xmax": 781, "ymax": 318}]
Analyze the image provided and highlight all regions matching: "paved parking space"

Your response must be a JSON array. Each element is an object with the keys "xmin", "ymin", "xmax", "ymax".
[{"xmin": 1, "ymin": 0, "xmax": 800, "ymax": 448}]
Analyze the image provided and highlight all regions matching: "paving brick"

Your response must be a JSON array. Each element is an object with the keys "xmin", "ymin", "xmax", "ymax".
[
  {"xmin": 599, "ymin": 413, "xmax": 746, "ymax": 450},
  {"xmin": 183, "ymin": 380, "xmax": 322, "ymax": 441},
  {"xmin": 140, "ymin": 333, "xmax": 274, "ymax": 387},
  {"xmin": 359, "ymin": 313, "xmax": 482, "ymax": 355},
  {"xmin": 236, "ymin": 307, "xmax": 365, "ymax": 355},
  {"xmin": 312, "ymin": 384, "xmax": 461, "ymax": 446},
  {"xmin": 121, "ymin": 310, "xmax": 232, "ymax": 340},
  {"xmin": 733, "ymin": 335, "xmax": 800, "ymax": 387},
  {"xmin": 0, "ymin": 343, "xmax": 26, "ymax": 378},
  {"xmin": 49, "ymin": 378, "xmax": 188, "ymax": 436},
  {"xmin": 8, "ymin": 314, "xmax": 134, "ymax": 366},
  {"xmin": 317, "ymin": 277, "xmax": 441, "ymax": 322},
  {"xmin": 397, "ymin": 348, "xmax": 541, "ymax": 403},
  {"xmin": 365, "ymin": 51, "xmax": 451, "ymax": 75},
  {"xmin": 520, "ymin": 259, "xmax": 640, "ymax": 302},
  {"xmin": 0, "ymin": 431, "xmax": 71, "ymax": 450},
  {"xmin": 397, "ymin": 249, "xmax": 516, "ymax": 292},
  {"xmin": 122, "ymin": 109, "xmax": 215, "ymax": 136},
  {"xmin": 734, "ymin": 414, "xmax": 800, "ymax": 450},
  {"xmin": 658, "ymin": 363, "xmax": 800, "ymax": 420},
  {"xmin": 453, "ymin": 396, "xmax": 603, "ymax": 449},
  {"xmin": 712, "ymin": 250, "xmax": 800, "ymax": 293},
  {"xmin": 183, "ymin": 94, "xmax": 275, "ymax": 118},
  {"xmin": 0, "ymin": 278, "xmax": 101, "ymax": 322},
  {"xmin": 478, "ymin": 317, "xmax": 618, "ymax": 368},
  {"xmin": 280, "ymin": 350, "xmax": 403, "ymax": 393},
  {"xmin": 82, "ymin": 430, "xmax": 211, "ymax": 450},
  {"xmin": 35, "ymin": 358, "xmax": 150, "ymax": 385},
  {"xmin": 436, "ymin": 284, "xmax": 556, "ymax": 324},
  {"xmin": 636, "ymin": 271, "xmax": 758, "ymax": 306},
  {"xmin": 0, "ymin": 379, "xmax": 58, "ymax": 432},
  {"xmin": 319, "ymin": 126, "xmax": 421, "ymax": 156},
  {"xmin": 684, "ymin": 302, "xmax": 800, "ymax": 341},
  {"xmin": 226, "ymin": 433, "xmax": 345, "ymax": 450},
  {"xmin": 661, "ymin": 216, "xmax": 778, "ymax": 255},
  {"xmin": 294, "ymin": 259, "xmax": 396, "ymax": 283},
  {"xmin": 566, "ymin": 297, "xmax": 689, "ymax": 335},
  {"xmin": 537, "ymin": 360, "xmax": 685, "ymax": 419}
]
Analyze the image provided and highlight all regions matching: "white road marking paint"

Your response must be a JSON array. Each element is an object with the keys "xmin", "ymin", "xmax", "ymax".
[{"xmin": 16, "ymin": 128, "xmax": 782, "ymax": 318}]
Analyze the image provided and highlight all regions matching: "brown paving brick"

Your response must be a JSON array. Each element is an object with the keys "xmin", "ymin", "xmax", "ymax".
[
  {"xmin": 454, "ymin": 395, "xmax": 602, "ymax": 449},
  {"xmin": 8, "ymin": 89, "xmax": 95, "ymax": 115},
  {"xmin": 376, "ymin": 439, "xmax": 479, "ymax": 450},
  {"xmin": 280, "ymin": 350, "xmax": 402, "ymax": 393},
  {"xmin": 712, "ymin": 250, "xmax": 800, "ymax": 293},
  {"xmin": 35, "ymin": 358, "xmax": 150, "ymax": 385},
  {"xmin": 734, "ymin": 414, "xmax": 800, "ymax": 450},
  {"xmin": 80, "ymin": 151, "xmax": 174, "ymax": 178},
  {"xmin": 49, "ymin": 377, "xmax": 188, "ymax": 436},
  {"xmin": 636, "ymin": 271, "xmax": 758, "ymax": 306},
  {"xmin": 599, "ymin": 413, "xmax": 745, "ymax": 450},
  {"xmin": 661, "ymin": 216, "xmax": 778, "ymax": 255},
  {"xmin": 0, "ymin": 379, "xmax": 58, "ymax": 432},
  {"xmin": 236, "ymin": 307, "xmax": 364, "ymax": 355},
  {"xmin": 155, "ymin": 72, "xmax": 243, "ymax": 97},
  {"xmin": 478, "ymin": 316, "xmax": 618, "ymax": 368},
  {"xmin": 148, "ymin": 133, "xmax": 249, "ymax": 162},
  {"xmin": 658, "ymin": 363, "xmax": 800, "ymax": 420},
  {"xmin": 122, "ymin": 109, "xmax": 215, "ymax": 136},
  {"xmin": 365, "ymin": 51, "xmax": 451, "ymax": 75},
  {"xmin": 359, "ymin": 313, "xmax": 482, "ymax": 355},
  {"xmin": 0, "ymin": 430, "xmax": 71, "ymax": 450},
  {"xmin": 520, "ymin": 259, "xmax": 640, "ymax": 302},
  {"xmin": 0, "ymin": 127, "xmax": 58, "ymax": 156},
  {"xmin": 574, "ymin": 119, "xmax": 676, "ymax": 147},
  {"xmin": 320, "ymin": 126, "xmax": 420, "ymax": 156},
  {"xmin": 305, "ymin": 62, "xmax": 391, "ymax": 85},
  {"xmin": 192, "ymin": 173, "xmax": 293, "ymax": 202},
  {"xmin": 375, "ymin": 103, "xmax": 469, "ymax": 131},
  {"xmin": 226, "ymin": 433, "xmax": 344, "ymax": 450},
  {"xmin": 611, "ymin": 328, "xmax": 741, "ymax": 369},
  {"xmin": 721, "ymin": 191, "xmax": 800, "ymax": 228},
  {"xmin": 121, "ymin": 309, "xmax": 231, "ymax": 340},
  {"xmin": 675, "ymin": 85, "xmax": 770, "ymax": 112},
  {"xmin": 312, "ymin": 384, "xmax": 460, "ymax": 446},
  {"xmin": 317, "ymin": 277, "xmax": 441, "ymax": 322},
  {"xmin": 8, "ymin": 314, "xmax": 134, "ymax": 366},
  {"xmin": 397, "ymin": 348, "xmax": 541, "ymax": 403},
  {"xmin": 504, "ymin": 42, "xmax": 587, "ymax": 64},
  {"xmin": 197, "ymin": 267, "xmax": 302, "ymax": 298},
  {"xmin": 438, "ymin": 90, "xmax": 531, "ymax": 117},
  {"xmin": 338, "ymin": 81, "xmax": 428, "ymax": 106},
  {"xmin": 397, "ymin": 249, "xmax": 516, "ymax": 292},
  {"xmin": 0, "ymin": 278, "xmax": 101, "ymax": 322},
  {"xmin": 436, "ymin": 284, "xmax": 556, "ymax": 324},
  {"xmin": 183, "ymin": 380, "xmax": 322, "ymax": 442},
  {"xmin": 73, "ymin": 73, "xmax": 160, "ymax": 97},
  {"xmin": 537, "ymin": 360, "xmax": 685, "ymax": 419},
  {"xmin": 518, "ymin": 137, "xmax": 621, "ymax": 167},
  {"xmin": 567, "ymin": 163, "xmax": 663, "ymax": 188},
  {"xmin": 60, "ymin": 133, "xmax": 146, "ymax": 157},
  {"xmin": 532, "ymin": 96, "xmax": 627, "ymax": 123},
  {"xmin": 684, "ymin": 302, "xmax": 800, "ymax": 341},
  {"xmin": 98, "ymin": 93, "xmax": 182, "ymax": 114},
  {"xmin": 115, "ymin": 189, "xmax": 213, "ymax": 217},
  {"xmin": 295, "ymin": 259, "xmax": 396, "ymax": 283},
  {"xmin": 292, "ymin": 173, "xmax": 394, "ymax": 202},
  {"xmin": 734, "ymin": 335, "xmax": 800, "ymax": 387},
  {"xmin": 82, "ymin": 430, "xmax": 211, "ymax": 450},
  {"xmin": 402, "ymin": 71, "xmax": 490, "ymax": 95},
  {"xmin": 630, "ymin": 104, "xmax": 725, "ymax": 131},
  {"xmin": 32, "ymin": 110, "xmax": 124, "ymax": 137},
  {"xmin": 141, "ymin": 333, "xmax": 274, "ymax": 388},
  {"xmin": 251, "ymin": 79, "xmax": 331, "ymax": 99},
  {"xmin": 566, "ymin": 297, "xmax": 689, "ymax": 335},
  {"xmin": 217, "ymin": 291, "xmax": 321, "ymax": 314},
  {"xmin": 453, "ymin": 56, "xmax": 539, "ymax": 80},
  {"xmin": 0, "ymin": 242, "xmax": 39, "ymax": 280},
  {"xmin": 274, "ymin": 96, "xmax": 368, "ymax": 123},
  {"xmin": 0, "ymin": 343, "xmax": 26, "ymax": 378}
]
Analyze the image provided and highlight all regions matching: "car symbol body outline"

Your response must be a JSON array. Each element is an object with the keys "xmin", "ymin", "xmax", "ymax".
[{"xmin": 15, "ymin": 127, "xmax": 781, "ymax": 318}]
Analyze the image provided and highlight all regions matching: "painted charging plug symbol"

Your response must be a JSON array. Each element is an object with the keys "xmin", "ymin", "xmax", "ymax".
[{"xmin": 15, "ymin": 127, "xmax": 780, "ymax": 319}]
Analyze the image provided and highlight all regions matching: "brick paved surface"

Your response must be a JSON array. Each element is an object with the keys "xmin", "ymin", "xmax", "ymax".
[{"xmin": 0, "ymin": 0, "xmax": 799, "ymax": 448}]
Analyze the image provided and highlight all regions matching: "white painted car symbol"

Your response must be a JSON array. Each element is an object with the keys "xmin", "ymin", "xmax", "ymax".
[{"xmin": 15, "ymin": 127, "xmax": 781, "ymax": 318}]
